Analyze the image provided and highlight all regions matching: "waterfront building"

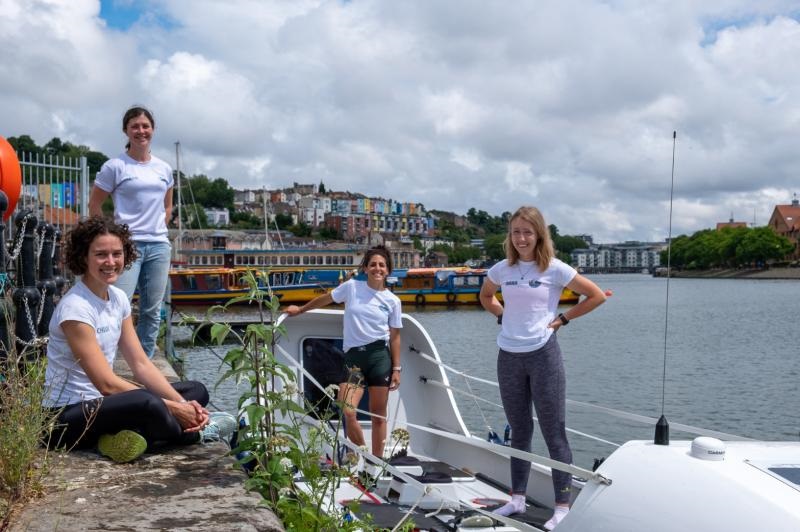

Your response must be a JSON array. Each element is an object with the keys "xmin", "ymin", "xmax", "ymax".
[
  {"xmin": 571, "ymin": 241, "xmax": 664, "ymax": 272},
  {"xmin": 324, "ymin": 211, "xmax": 432, "ymax": 241},
  {"xmin": 203, "ymin": 208, "xmax": 230, "ymax": 227},
  {"xmin": 768, "ymin": 196, "xmax": 800, "ymax": 260}
]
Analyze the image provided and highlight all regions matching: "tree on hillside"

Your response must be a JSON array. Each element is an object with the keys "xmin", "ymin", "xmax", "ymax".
[
  {"xmin": 319, "ymin": 181, "xmax": 326, "ymax": 194},
  {"xmin": 318, "ymin": 224, "xmax": 339, "ymax": 240},
  {"xmin": 289, "ymin": 221, "xmax": 312, "ymax": 237},
  {"xmin": 8, "ymin": 135, "xmax": 108, "ymax": 174},
  {"xmin": 274, "ymin": 213, "xmax": 294, "ymax": 229},
  {"xmin": 183, "ymin": 174, "xmax": 235, "ymax": 210},
  {"xmin": 484, "ymin": 233, "xmax": 506, "ymax": 260},
  {"xmin": 230, "ymin": 211, "xmax": 264, "ymax": 229},
  {"xmin": 7, "ymin": 135, "xmax": 40, "ymax": 155}
]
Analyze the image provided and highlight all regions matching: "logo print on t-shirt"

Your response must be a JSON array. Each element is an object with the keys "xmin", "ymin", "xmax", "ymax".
[{"xmin": 529, "ymin": 280, "xmax": 542, "ymax": 288}]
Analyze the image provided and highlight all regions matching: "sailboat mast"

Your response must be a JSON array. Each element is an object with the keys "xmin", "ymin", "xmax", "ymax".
[
  {"xmin": 175, "ymin": 141, "xmax": 182, "ymax": 256},
  {"xmin": 263, "ymin": 186, "xmax": 271, "ymax": 250}
]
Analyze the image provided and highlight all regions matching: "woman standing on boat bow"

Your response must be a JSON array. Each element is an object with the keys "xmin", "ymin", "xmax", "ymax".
[
  {"xmin": 285, "ymin": 245, "xmax": 403, "ymax": 461},
  {"xmin": 89, "ymin": 106, "xmax": 173, "ymax": 359},
  {"xmin": 479, "ymin": 206, "xmax": 606, "ymax": 530}
]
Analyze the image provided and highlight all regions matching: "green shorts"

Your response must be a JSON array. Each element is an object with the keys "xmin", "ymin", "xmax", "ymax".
[{"xmin": 344, "ymin": 340, "xmax": 392, "ymax": 387}]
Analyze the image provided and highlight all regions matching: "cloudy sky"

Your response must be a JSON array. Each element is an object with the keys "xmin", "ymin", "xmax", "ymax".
[{"xmin": 2, "ymin": 0, "xmax": 799, "ymax": 242}]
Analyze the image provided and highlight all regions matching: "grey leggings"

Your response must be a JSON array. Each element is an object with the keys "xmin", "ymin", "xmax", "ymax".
[{"xmin": 497, "ymin": 334, "xmax": 573, "ymax": 504}]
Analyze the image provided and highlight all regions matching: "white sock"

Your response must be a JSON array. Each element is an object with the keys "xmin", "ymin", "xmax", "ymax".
[
  {"xmin": 544, "ymin": 505, "xmax": 569, "ymax": 530},
  {"xmin": 493, "ymin": 494, "xmax": 526, "ymax": 516}
]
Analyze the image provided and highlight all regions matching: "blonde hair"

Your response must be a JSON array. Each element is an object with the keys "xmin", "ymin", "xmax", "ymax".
[{"xmin": 503, "ymin": 206, "xmax": 554, "ymax": 272}]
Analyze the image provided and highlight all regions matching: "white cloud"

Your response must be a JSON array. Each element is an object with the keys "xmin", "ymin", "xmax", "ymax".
[{"xmin": 2, "ymin": 0, "xmax": 800, "ymax": 242}]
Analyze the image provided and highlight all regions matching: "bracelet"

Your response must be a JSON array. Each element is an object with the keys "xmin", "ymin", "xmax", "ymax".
[
  {"xmin": 558, "ymin": 313, "xmax": 570, "ymax": 326},
  {"xmin": 392, "ymin": 366, "xmax": 402, "ymax": 372}
]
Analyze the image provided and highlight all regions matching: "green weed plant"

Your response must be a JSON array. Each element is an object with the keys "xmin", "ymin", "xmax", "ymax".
[
  {"xmin": 0, "ymin": 337, "xmax": 57, "ymax": 525},
  {"xmin": 190, "ymin": 270, "xmax": 414, "ymax": 531}
]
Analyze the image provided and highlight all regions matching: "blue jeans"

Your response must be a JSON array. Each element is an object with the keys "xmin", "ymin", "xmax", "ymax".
[{"xmin": 114, "ymin": 241, "xmax": 171, "ymax": 358}]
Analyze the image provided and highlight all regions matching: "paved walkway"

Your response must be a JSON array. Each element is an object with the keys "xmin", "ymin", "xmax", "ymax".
[{"xmin": 10, "ymin": 354, "xmax": 284, "ymax": 532}]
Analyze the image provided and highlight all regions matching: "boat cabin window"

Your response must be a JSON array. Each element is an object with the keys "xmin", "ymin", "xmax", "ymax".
[
  {"xmin": 185, "ymin": 275, "xmax": 197, "ymax": 290},
  {"xmin": 257, "ymin": 256, "xmax": 264, "ymax": 265},
  {"xmin": 301, "ymin": 338, "xmax": 370, "ymax": 421},
  {"xmin": 201, "ymin": 256, "xmax": 208, "ymax": 265},
  {"xmin": 206, "ymin": 274, "xmax": 222, "ymax": 291},
  {"xmin": 466, "ymin": 275, "xmax": 482, "ymax": 287}
]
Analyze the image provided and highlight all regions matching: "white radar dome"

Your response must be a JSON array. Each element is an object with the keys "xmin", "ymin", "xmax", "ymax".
[{"xmin": 690, "ymin": 436, "xmax": 726, "ymax": 461}]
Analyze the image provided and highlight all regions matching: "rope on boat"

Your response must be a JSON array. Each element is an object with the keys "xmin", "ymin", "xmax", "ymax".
[
  {"xmin": 274, "ymin": 343, "xmax": 610, "ymax": 487},
  {"xmin": 410, "ymin": 345, "xmax": 753, "ymax": 442},
  {"xmin": 410, "ymin": 345, "xmax": 499, "ymax": 387},
  {"xmin": 564, "ymin": 400, "xmax": 754, "ymax": 441},
  {"xmin": 422, "ymin": 375, "xmax": 620, "ymax": 448}
]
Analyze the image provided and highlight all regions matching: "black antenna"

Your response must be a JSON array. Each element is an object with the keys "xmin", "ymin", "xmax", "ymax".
[{"xmin": 655, "ymin": 130, "xmax": 677, "ymax": 446}]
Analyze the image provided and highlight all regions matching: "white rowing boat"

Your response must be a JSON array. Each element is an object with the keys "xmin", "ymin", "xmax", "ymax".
[{"xmin": 270, "ymin": 309, "xmax": 800, "ymax": 531}]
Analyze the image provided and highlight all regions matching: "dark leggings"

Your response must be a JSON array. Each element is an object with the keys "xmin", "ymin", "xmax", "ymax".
[
  {"xmin": 49, "ymin": 381, "xmax": 209, "ymax": 451},
  {"xmin": 497, "ymin": 335, "xmax": 573, "ymax": 504}
]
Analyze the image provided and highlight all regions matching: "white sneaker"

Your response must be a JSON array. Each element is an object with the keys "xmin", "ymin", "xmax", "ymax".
[{"xmin": 200, "ymin": 412, "xmax": 238, "ymax": 443}]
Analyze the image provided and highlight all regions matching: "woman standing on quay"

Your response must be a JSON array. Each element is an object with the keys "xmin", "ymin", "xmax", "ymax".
[
  {"xmin": 89, "ymin": 106, "xmax": 173, "ymax": 358},
  {"xmin": 285, "ymin": 246, "xmax": 403, "ymax": 463},
  {"xmin": 479, "ymin": 206, "xmax": 606, "ymax": 530}
]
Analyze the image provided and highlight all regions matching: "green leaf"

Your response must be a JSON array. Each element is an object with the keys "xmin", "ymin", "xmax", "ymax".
[
  {"xmin": 244, "ymin": 403, "xmax": 268, "ymax": 426},
  {"xmin": 210, "ymin": 322, "xmax": 232, "ymax": 345}
]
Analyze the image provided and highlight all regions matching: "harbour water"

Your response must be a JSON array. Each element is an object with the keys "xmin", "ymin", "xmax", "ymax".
[{"xmin": 177, "ymin": 273, "xmax": 800, "ymax": 469}]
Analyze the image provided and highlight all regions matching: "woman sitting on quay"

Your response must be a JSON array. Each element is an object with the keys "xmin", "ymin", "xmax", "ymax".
[{"xmin": 44, "ymin": 216, "xmax": 236, "ymax": 463}]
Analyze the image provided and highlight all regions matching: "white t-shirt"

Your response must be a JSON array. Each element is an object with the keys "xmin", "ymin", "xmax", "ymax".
[
  {"xmin": 330, "ymin": 279, "xmax": 403, "ymax": 352},
  {"xmin": 487, "ymin": 258, "xmax": 577, "ymax": 353},
  {"xmin": 44, "ymin": 281, "xmax": 131, "ymax": 407},
  {"xmin": 94, "ymin": 152, "xmax": 173, "ymax": 242}
]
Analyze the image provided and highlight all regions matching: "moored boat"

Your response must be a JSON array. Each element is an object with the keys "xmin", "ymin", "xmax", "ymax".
[
  {"xmin": 168, "ymin": 266, "xmax": 352, "ymax": 305},
  {"xmin": 387, "ymin": 267, "xmax": 580, "ymax": 306},
  {"xmin": 264, "ymin": 309, "xmax": 800, "ymax": 530}
]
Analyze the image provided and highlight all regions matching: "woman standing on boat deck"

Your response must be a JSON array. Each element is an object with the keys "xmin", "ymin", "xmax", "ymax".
[
  {"xmin": 89, "ymin": 106, "xmax": 173, "ymax": 359},
  {"xmin": 44, "ymin": 217, "xmax": 236, "ymax": 463},
  {"xmin": 479, "ymin": 206, "xmax": 606, "ymax": 530},
  {"xmin": 285, "ymin": 245, "xmax": 403, "ymax": 462}
]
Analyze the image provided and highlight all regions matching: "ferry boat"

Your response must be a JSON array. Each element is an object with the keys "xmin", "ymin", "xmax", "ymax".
[
  {"xmin": 386, "ymin": 267, "xmax": 580, "ymax": 306},
  {"xmin": 182, "ymin": 247, "xmax": 363, "ymax": 269},
  {"xmin": 168, "ymin": 266, "xmax": 352, "ymax": 305},
  {"xmin": 267, "ymin": 309, "xmax": 800, "ymax": 531}
]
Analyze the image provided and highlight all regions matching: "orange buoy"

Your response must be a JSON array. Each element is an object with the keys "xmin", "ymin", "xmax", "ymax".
[{"xmin": 0, "ymin": 136, "xmax": 22, "ymax": 220}]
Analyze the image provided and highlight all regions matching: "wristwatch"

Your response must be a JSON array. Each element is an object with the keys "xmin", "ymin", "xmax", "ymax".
[
  {"xmin": 558, "ymin": 313, "xmax": 570, "ymax": 326},
  {"xmin": 392, "ymin": 366, "xmax": 402, "ymax": 372}
]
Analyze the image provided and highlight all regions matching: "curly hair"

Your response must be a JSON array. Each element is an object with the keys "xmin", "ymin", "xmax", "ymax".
[
  {"xmin": 360, "ymin": 245, "xmax": 393, "ymax": 275},
  {"xmin": 65, "ymin": 216, "xmax": 138, "ymax": 275},
  {"xmin": 504, "ymin": 206, "xmax": 555, "ymax": 271}
]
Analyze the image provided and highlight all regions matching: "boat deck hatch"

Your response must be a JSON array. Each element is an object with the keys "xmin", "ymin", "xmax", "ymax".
[{"xmin": 747, "ymin": 461, "xmax": 800, "ymax": 492}]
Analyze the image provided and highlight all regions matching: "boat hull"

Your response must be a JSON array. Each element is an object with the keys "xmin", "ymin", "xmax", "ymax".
[
  {"xmin": 391, "ymin": 287, "xmax": 579, "ymax": 306},
  {"xmin": 270, "ymin": 309, "xmax": 800, "ymax": 531}
]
